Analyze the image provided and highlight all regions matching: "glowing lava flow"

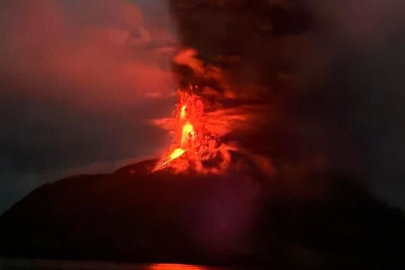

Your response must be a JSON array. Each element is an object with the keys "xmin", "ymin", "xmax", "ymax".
[{"xmin": 153, "ymin": 87, "xmax": 217, "ymax": 172}]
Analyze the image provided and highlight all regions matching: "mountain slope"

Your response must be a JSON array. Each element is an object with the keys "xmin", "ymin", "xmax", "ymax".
[{"xmin": 0, "ymin": 160, "xmax": 404, "ymax": 269}]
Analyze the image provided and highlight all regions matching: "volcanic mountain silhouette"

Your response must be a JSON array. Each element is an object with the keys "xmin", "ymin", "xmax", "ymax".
[{"xmin": 0, "ymin": 159, "xmax": 404, "ymax": 269}]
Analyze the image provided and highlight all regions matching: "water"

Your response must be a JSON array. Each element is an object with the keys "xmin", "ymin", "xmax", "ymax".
[{"xmin": 0, "ymin": 259, "xmax": 237, "ymax": 270}]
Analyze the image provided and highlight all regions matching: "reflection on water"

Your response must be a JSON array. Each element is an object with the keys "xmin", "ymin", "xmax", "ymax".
[
  {"xmin": 148, "ymin": 264, "xmax": 209, "ymax": 270},
  {"xmin": 0, "ymin": 259, "xmax": 233, "ymax": 270}
]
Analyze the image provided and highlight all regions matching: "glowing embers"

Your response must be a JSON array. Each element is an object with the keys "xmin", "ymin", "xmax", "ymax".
[{"xmin": 153, "ymin": 89, "xmax": 226, "ymax": 173}]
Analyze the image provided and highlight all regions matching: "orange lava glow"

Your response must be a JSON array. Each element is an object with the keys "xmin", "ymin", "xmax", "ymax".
[
  {"xmin": 170, "ymin": 148, "xmax": 186, "ymax": 160},
  {"xmin": 153, "ymin": 86, "xmax": 227, "ymax": 173},
  {"xmin": 148, "ymin": 264, "xmax": 208, "ymax": 270},
  {"xmin": 181, "ymin": 121, "xmax": 195, "ymax": 147}
]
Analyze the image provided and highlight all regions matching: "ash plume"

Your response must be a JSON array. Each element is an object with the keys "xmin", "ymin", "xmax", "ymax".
[{"xmin": 164, "ymin": 0, "xmax": 405, "ymax": 205}]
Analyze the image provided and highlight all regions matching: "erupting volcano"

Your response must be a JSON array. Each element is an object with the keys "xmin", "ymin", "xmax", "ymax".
[
  {"xmin": 149, "ymin": 48, "xmax": 273, "ymax": 176},
  {"xmin": 153, "ymin": 85, "xmax": 232, "ymax": 173}
]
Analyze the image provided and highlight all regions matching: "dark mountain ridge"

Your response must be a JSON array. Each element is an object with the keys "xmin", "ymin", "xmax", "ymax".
[{"xmin": 0, "ymin": 159, "xmax": 404, "ymax": 269}]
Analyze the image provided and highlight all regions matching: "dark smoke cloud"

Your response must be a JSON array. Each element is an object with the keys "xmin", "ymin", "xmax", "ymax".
[
  {"xmin": 168, "ymin": 0, "xmax": 405, "ymax": 207},
  {"xmin": 0, "ymin": 0, "xmax": 178, "ymax": 214}
]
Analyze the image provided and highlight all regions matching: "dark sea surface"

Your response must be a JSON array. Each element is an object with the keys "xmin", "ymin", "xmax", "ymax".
[{"xmin": 0, "ymin": 259, "xmax": 244, "ymax": 270}]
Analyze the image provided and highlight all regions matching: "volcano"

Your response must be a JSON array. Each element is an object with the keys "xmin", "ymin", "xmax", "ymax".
[{"xmin": 0, "ymin": 159, "xmax": 404, "ymax": 269}]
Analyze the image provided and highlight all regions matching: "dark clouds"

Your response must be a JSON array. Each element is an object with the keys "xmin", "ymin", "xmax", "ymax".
[
  {"xmin": 168, "ymin": 0, "xmax": 405, "ymax": 207},
  {"xmin": 0, "ymin": 0, "xmax": 178, "ymax": 213},
  {"xmin": 311, "ymin": 0, "xmax": 405, "ymax": 207}
]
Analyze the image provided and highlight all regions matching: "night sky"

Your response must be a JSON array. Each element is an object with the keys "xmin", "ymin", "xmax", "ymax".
[
  {"xmin": 0, "ymin": 0, "xmax": 178, "ymax": 214},
  {"xmin": 1, "ymin": 0, "xmax": 405, "ymax": 214}
]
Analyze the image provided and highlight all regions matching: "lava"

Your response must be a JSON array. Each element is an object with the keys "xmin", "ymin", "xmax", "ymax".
[
  {"xmin": 171, "ymin": 148, "xmax": 187, "ymax": 160},
  {"xmin": 153, "ymin": 86, "xmax": 223, "ymax": 173}
]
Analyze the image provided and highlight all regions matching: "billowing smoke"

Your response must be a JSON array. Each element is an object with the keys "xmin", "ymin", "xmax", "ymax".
[{"xmin": 162, "ymin": 0, "xmax": 405, "ymax": 205}]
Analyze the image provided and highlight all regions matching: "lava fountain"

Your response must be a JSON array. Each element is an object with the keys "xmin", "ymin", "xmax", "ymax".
[{"xmin": 153, "ymin": 85, "xmax": 231, "ymax": 173}]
